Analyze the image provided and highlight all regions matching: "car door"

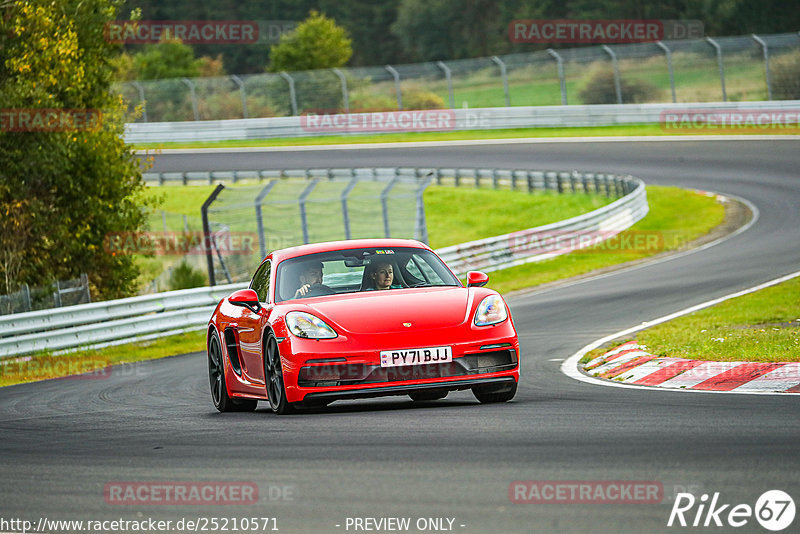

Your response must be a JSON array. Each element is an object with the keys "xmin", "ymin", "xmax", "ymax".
[{"xmin": 235, "ymin": 259, "xmax": 272, "ymax": 387}]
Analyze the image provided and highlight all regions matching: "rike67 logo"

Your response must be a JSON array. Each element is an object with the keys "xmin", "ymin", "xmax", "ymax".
[{"xmin": 668, "ymin": 490, "xmax": 795, "ymax": 531}]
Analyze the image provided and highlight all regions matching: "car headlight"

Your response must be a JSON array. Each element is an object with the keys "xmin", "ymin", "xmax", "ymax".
[
  {"xmin": 286, "ymin": 311, "xmax": 338, "ymax": 339},
  {"xmin": 474, "ymin": 295, "xmax": 508, "ymax": 326}
]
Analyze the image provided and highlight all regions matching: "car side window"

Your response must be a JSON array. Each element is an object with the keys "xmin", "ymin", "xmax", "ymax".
[
  {"xmin": 411, "ymin": 253, "xmax": 446, "ymax": 284},
  {"xmin": 250, "ymin": 260, "xmax": 271, "ymax": 302},
  {"xmin": 404, "ymin": 257, "xmax": 425, "ymax": 284}
]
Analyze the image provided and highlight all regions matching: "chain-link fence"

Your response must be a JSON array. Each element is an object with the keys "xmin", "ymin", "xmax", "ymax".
[
  {"xmin": 0, "ymin": 274, "xmax": 91, "ymax": 315},
  {"xmin": 115, "ymin": 32, "xmax": 800, "ymax": 123},
  {"xmin": 193, "ymin": 169, "xmax": 431, "ymax": 285}
]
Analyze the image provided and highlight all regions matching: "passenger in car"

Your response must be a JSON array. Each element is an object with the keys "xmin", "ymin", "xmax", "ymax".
[{"xmin": 367, "ymin": 261, "xmax": 402, "ymax": 290}]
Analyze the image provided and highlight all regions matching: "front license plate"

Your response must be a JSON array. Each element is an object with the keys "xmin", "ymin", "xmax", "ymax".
[{"xmin": 380, "ymin": 346, "xmax": 453, "ymax": 368}]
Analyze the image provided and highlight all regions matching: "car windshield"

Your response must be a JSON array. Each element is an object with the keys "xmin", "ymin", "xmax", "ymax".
[{"xmin": 274, "ymin": 246, "xmax": 460, "ymax": 302}]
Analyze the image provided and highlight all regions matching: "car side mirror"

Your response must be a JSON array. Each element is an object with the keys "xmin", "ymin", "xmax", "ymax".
[
  {"xmin": 467, "ymin": 271, "xmax": 489, "ymax": 288},
  {"xmin": 229, "ymin": 289, "xmax": 261, "ymax": 313}
]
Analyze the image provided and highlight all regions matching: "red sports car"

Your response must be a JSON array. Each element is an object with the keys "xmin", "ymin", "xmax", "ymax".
[{"xmin": 207, "ymin": 239, "xmax": 519, "ymax": 414}]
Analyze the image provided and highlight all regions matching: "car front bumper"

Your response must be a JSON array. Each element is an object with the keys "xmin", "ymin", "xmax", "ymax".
[{"xmin": 278, "ymin": 324, "xmax": 520, "ymax": 403}]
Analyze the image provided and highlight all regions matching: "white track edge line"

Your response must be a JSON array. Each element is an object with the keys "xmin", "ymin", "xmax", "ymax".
[{"xmin": 560, "ymin": 269, "xmax": 800, "ymax": 396}]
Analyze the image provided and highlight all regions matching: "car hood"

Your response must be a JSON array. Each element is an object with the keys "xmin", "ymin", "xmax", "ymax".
[{"xmin": 302, "ymin": 287, "xmax": 472, "ymax": 334}]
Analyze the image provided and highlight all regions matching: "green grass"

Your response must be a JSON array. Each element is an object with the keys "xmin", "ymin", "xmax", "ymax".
[
  {"xmin": 486, "ymin": 186, "xmax": 726, "ymax": 294},
  {"xmin": 134, "ymin": 122, "xmax": 797, "ymax": 151},
  {"xmin": 424, "ymin": 187, "xmax": 612, "ymax": 249},
  {"xmin": 633, "ymin": 276, "xmax": 800, "ymax": 363}
]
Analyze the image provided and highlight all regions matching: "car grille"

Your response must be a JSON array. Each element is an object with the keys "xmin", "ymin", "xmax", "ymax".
[{"xmin": 298, "ymin": 349, "xmax": 517, "ymax": 387}]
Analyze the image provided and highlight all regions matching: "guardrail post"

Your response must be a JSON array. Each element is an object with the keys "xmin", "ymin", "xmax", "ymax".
[
  {"xmin": 332, "ymin": 68, "xmax": 350, "ymax": 113},
  {"xmin": 415, "ymin": 173, "xmax": 434, "ymax": 244},
  {"xmin": 602, "ymin": 45, "xmax": 622, "ymax": 105},
  {"xmin": 211, "ymin": 225, "xmax": 233, "ymax": 285},
  {"xmin": 255, "ymin": 181, "xmax": 278, "ymax": 259},
  {"xmin": 751, "ymin": 34, "xmax": 773, "ymax": 100},
  {"xmin": 181, "ymin": 78, "xmax": 200, "ymax": 121},
  {"xmin": 280, "ymin": 71, "xmax": 299, "ymax": 116},
  {"xmin": 230, "ymin": 75, "xmax": 248, "ymax": 118},
  {"xmin": 201, "ymin": 184, "xmax": 225, "ymax": 286},
  {"xmin": 655, "ymin": 41, "xmax": 677, "ymax": 103},
  {"xmin": 341, "ymin": 175, "xmax": 359, "ymax": 239},
  {"xmin": 491, "ymin": 56, "xmax": 511, "ymax": 107},
  {"xmin": 381, "ymin": 175, "xmax": 400, "ymax": 237},
  {"xmin": 129, "ymin": 81, "xmax": 148, "ymax": 122},
  {"xmin": 603, "ymin": 174, "xmax": 611, "ymax": 197},
  {"xmin": 556, "ymin": 173, "xmax": 564, "ymax": 194},
  {"xmin": 492, "ymin": 169, "xmax": 499, "ymax": 189},
  {"xmin": 705, "ymin": 37, "xmax": 727, "ymax": 102},
  {"xmin": 436, "ymin": 61, "xmax": 455, "ymax": 109},
  {"xmin": 385, "ymin": 65, "xmax": 403, "ymax": 111},
  {"xmin": 298, "ymin": 179, "xmax": 318, "ymax": 244},
  {"xmin": 546, "ymin": 49, "xmax": 567, "ymax": 105}
]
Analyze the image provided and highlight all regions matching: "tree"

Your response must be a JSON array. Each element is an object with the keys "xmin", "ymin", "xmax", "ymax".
[
  {"xmin": 268, "ymin": 10, "xmax": 352, "ymax": 72},
  {"xmin": 0, "ymin": 0, "xmax": 154, "ymax": 299},
  {"xmin": 130, "ymin": 39, "xmax": 202, "ymax": 80}
]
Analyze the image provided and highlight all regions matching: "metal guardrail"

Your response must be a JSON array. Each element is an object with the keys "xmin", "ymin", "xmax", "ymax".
[
  {"xmin": 125, "ymin": 100, "xmax": 800, "ymax": 144},
  {"xmin": 0, "ymin": 284, "xmax": 245, "ymax": 357},
  {"xmin": 0, "ymin": 171, "xmax": 645, "ymax": 357}
]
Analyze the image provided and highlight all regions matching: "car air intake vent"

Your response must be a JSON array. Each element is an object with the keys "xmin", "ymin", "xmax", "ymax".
[{"xmin": 223, "ymin": 328, "xmax": 243, "ymax": 375}]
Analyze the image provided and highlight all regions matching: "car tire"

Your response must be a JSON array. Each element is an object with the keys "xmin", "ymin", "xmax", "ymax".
[
  {"xmin": 264, "ymin": 333, "xmax": 295, "ymax": 415},
  {"xmin": 472, "ymin": 380, "xmax": 517, "ymax": 403},
  {"xmin": 208, "ymin": 330, "xmax": 257, "ymax": 412},
  {"xmin": 409, "ymin": 390, "xmax": 448, "ymax": 402}
]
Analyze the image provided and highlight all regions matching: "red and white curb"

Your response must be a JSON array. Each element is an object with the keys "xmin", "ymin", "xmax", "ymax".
[
  {"xmin": 584, "ymin": 341, "xmax": 800, "ymax": 393},
  {"xmin": 562, "ymin": 270, "xmax": 800, "ymax": 395}
]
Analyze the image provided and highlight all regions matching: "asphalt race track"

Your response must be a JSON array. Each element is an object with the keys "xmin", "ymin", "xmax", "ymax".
[{"xmin": 1, "ymin": 138, "xmax": 798, "ymax": 533}]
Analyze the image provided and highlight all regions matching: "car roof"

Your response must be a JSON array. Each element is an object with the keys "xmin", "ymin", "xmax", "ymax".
[{"xmin": 268, "ymin": 238, "xmax": 432, "ymax": 264}]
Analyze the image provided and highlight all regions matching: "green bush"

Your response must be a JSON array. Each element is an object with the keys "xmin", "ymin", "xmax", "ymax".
[
  {"xmin": 772, "ymin": 51, "xmax": 800, "ymax": 100},
  {"xmin": 169, "ymin": 260, "xmax": 207, "ymax": 290},
  {"xmin": 402, "ymin": 85, "xmax": 445, "ymax": 110},
  {"xmin": 350, "ymin": 92, "xmax": 397, "ymax": 112},
  {"xmin": 578, "ymin": 63, "xmax": 659, "ymax": 104}
]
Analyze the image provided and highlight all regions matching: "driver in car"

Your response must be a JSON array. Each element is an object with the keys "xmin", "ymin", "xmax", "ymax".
[{"xmin": 293, "ymin": 261, "xmax": 330, "ymax": 298}]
